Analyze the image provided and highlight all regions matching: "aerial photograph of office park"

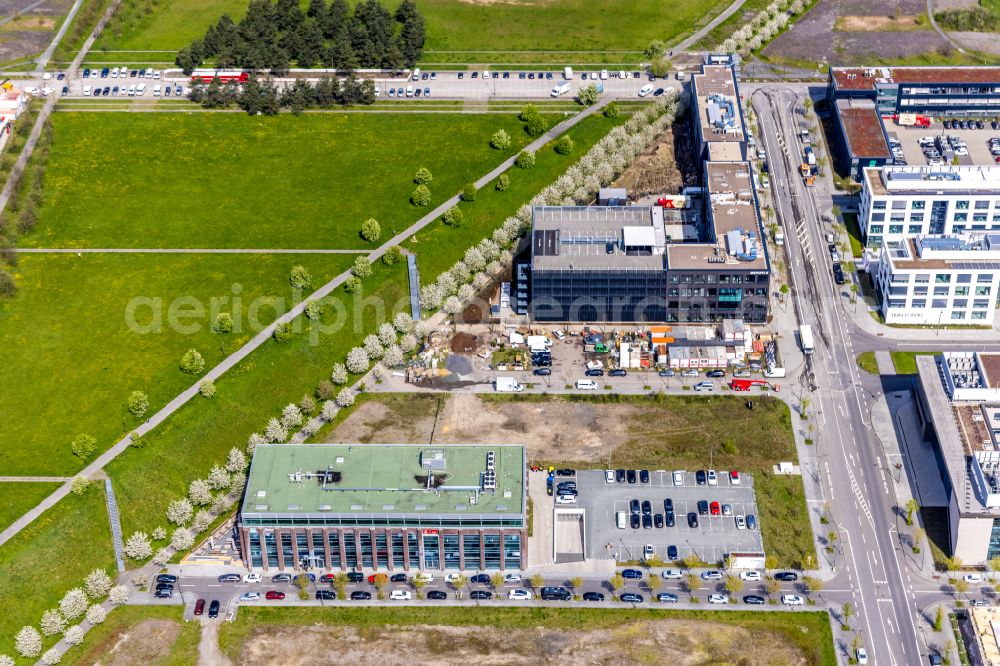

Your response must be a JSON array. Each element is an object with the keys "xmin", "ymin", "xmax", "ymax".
[{"xmin": 5, "ymin": 0, "xmax": 1000, "ymax": 664}]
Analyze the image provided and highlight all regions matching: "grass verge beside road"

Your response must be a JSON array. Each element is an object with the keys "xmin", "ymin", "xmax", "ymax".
[
  {"xmin": 219, "ymin": 606, "xmax": 835, "ymax": 665},
  {"xmin": 891, "ymin": 351, "xmax": 938, "ymax": 375},
  {"xmin": 0, "ymin": 483, "xmax": 61, "ymax": 533},
  {"xmin": 0, "ymin": 484, "xmax": 113, "ymax": 657},
  {"xmin": 62, "ymin": 605, "xmax": 199, "ymax": 666},
  {"xmin": 841, "ymin": 213, "xmax": 865, "ymax": 258},
  {"xmin": 856, "ymin": 351, "xmax": 879, "ymax": 375}
]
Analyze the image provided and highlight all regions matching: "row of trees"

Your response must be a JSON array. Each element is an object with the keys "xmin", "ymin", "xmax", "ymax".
[
  {"xmin": 420, "ymin": 93, "xmax": 686, "ymax": 316},
  {"xmin": 189, "ymin": 75, "xmax": 376, "ymax": 114},
  {"xmin": 176, "ymin": 0, "xmax": 426, "ymax": 74},
  {"xmin": 935, "ymin": 8, "xmax": 1000, "ymax": 32},
  {"xmin": 718, "ymin": 0, "xmax": 810, "ymax": 55}
]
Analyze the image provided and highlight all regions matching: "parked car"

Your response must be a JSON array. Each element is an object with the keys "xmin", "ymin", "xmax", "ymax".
[
  {"xmin": 657, "ymin": 593, "xmax": 679, "ymax": 603},
  {"xmin": 585, "ymin": 368, "xmax": 604, "ymax": 377},
  {"xmin": 347, "ymin": 572, "xmax": 364, "ymax": 583},
  {"xmin": 620, "ymin": 593, "xmax": 644, "ymax": 603},
  {"xmin": 708, "ymin": 594, "xmax": 729, "ymax": 604},
  {"xmin": 470, "ymin": 573, "xmax": 491, "ymax": 584},
  {"xmin": 627, "ymin": 470, "xmax": 637, "ymax": 484},
  {"xmin": 350, "ymin": 591, "xmax": 372, "ymax": 601},
  {"xmin": 739, "ymin": 570, "xmax": 762, "ymax": 581},
  {"xmin": 218, "ymin": 574, "xmax": 241, "ymax": 583},
  {"xmin": 508, "ymin": 589, "xmax": 533, "ymax": 600},
  {"xmin": 701, "ymin": 570, "xmax": 724, "ymax": 580},
  {"xmin": 658, "ymin": 369, "xmax": 675, "ymax": 377},
  {"xmin": 583, "ymin": 591, "xmax": 605, "ymax": 601},
  {"xmin": 696, "ymin": 470, "xmax": 707, "ymax": 485},
  {"xmin": 639, "ymin": 469, "xmax": 650, "ymax": 483},
  {"xmin": 532, "ymin": 368, "xmax": 551, "ymax": 375},
  {"xmin": 697, "ymin": 500, "xmax": 709, "ymax": 515},
  {"xmin": 781, "ymin": 594, "xmax": 805, "ymax": 605},
  {"xmin": 271, "ymin": 573, "xmax": 292, "ymax": 583},
  {"xmin": 747, "ymin": 514, "xmax": 757, "ymax": 530},
  {"xmin": 315, "ymin": 590, "xmax": 336, "ymax": 600},
  {"xmin": 265, "ymin": 591, "xmax": 285, "ymax": 600},
  {"xmin": 621, "ymin": 569, "xmax": 643, "ymax": 579},
  {"xmin": 503, "ymin": 573, "xmax": 523, "ymax": 585},
  {"xmin": 239, "ymin": 592, "xmax": 260, "ymax": 602},
  {"xmin": 775, "ymin": 572, "xmax": 798, "ymax": 582},
  {"xmin": 390, "ymin": 590, "xmax": 413, "ymax": 600},
  {"xmin": 156, "ymin": 574, "xmax": 178, "ymax": 584},
  {"xmin": 390, "ymin": 573, "xmax": 407, "ymax": 583},
  {"xmin": 707, "ymin": 469, "xmax": 718, "ymax": 485},
  {"xmin": 687, "ymin": 512, "xmax": 698, "ymax": 528},
  {"xmin": 609, "ymin": 368, "xmax": 627, "ymax": 377},
  {"xmin": 194, "ymin": 599, "xmax": 205, "ymax": 615},
  {"xmin": 667, "ymin": 545, "xmax": 678, "ymax": 559},
  {"xmin": 694, "ymin": 381, "xmax": 714, "ymax": 391},
  {"xmin": 243, "ymin": 573, "xmax": 261, "ymax": 583},
  {"xmin": 427, "ymin": 590, "xmax": 448, "ymax": 600},
  {"xmin": 208, "ymin": 600, "xmax": 220, "ymax": 618},
  {"xmin": 743, "ymin": 594, "xmax": 766, "ymax": 605},
  {"xmin": 641, "ymin": 500, "xmax": 651, "ymax": 515},
  {"xmin": 470, "ymin": 590, "xmax": 493, "ymax": 600},
  {"xmin": 706, "ymin": 369, "xmax": 725, "ymax": 378},
  {"xmin": 710, "ymin": 501, "xmax": 721, "ymax": 516}
]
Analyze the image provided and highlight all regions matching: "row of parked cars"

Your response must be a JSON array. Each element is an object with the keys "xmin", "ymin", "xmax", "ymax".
[
  {"xmin": 942, "ymin": 118, "xmax": 995, "ymax": 130},
  {"xmin": 387, "ymin": 86, "xmax": 431, "ymax": 98},
  {"xmin": 82, "ymin": 67, "xmax": 161, "ymax": 80},
  {"xmin": 82, "ymin": 83, "xmax": 183, "ymax": 97}
]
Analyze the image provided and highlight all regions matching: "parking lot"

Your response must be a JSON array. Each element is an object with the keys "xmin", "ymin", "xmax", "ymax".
[
  {"xmin": 573, "ymin": 469, "xmax": 764, "ymax": 566},
  {"xmin": 891, "ymin": 122, "xmax": 1000, "ymax": 167}
]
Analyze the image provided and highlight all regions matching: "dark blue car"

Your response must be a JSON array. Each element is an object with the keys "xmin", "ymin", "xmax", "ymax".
[
  {"xmin": 471, "ymin": 573, "xmax": 490, "ymax": 584},
  {"xmin": 621, "ymin": 569, "xmax": 643, "ymax": 579}
]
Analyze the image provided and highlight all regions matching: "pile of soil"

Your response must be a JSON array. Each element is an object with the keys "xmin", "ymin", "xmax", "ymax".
[{"xmin": 450, "ymin": 332, "xmax": 478, "ymax": 353}]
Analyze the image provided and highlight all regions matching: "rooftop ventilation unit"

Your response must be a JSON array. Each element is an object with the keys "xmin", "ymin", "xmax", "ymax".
[
  {"xmin": 421, "ymin": 449, "xmax": 447, "ymax": 471},
  {"xmin": 483, "ymin": 469, "xmax": 497, "ymax": 492}
]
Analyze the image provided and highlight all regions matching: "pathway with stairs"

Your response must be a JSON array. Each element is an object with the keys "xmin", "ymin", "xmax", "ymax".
[{"xmin": 104, "ymin": 479, "xmax": 125, "ymax": 572}]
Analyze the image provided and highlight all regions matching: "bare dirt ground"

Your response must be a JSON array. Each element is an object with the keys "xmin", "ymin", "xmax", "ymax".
[
  {"xmin": 612, "ymin": 118, "xmax": 698, "ymax": 198},
  {"xmin": 90, "ymin": 618, "xmax": 182, "ymax": 666},
  {"xmin": 236, "ymin": 619, "xmax": 812, "ymax": 666},
  {"xmin": 948, "ymin": 31, "xmax": 1000, "ymax": 55},
  {"xmin": 762, "ymin": 0, "xmax": 949, "ymax": 65},
  {"xmin": 199, "ymin": 620, "xmax": 233, "ymax": 666},
  {"xmin": 332, "ymin": 393, "xmax": 630, "ymax": 463},
  {"xmin": 0, "ymin": 0, "xmax": 72, "ymax": 64}
]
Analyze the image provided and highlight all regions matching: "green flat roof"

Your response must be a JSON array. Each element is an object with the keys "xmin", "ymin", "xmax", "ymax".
[{"xmin": 242, "ymin": 444, "xmax": 525, "ymax": 519}]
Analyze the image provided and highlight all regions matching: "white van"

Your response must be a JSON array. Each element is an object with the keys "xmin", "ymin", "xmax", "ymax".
[
  {"xmin": 551, "ymin": 82, "xmax": 570, "ymax": 97},
  {"xmin": 411, "ymin": 68, "xmax": 420, "ymax": 81},
  {"xmin": 83, "ymin": 85, "xmax": 91, "ymax": 96},
  {"xmin": 575, "ymin": 379, "xmax": 598, "ymax": 390},
  {"xmin": 616, "ymin": 511, "xmax": 627, "ymax": 529},
  {"xmin": 638, "ymin": 84, "xmax": 654, "ymax": 97},
  {"xmin": 405, "ymin": 85, "xmax": 413, "ymax": 97},
  {"xmin": 153, "ymin": 84, "xmax": 161, "ymax": 97},
  {"xmin": 127, "ymin": 85, "xmax": 136, "ymax": 96},
  {"xmin": 111, "ymin": 67, "xmax": 119, "ymax": 78},
  {"xmin": 136, "ymin": 83, "xmax": 147, "ymax": 96},
  {"xmin": 563, "ymin": 66, "xmax": 573, "ymax": 80}
]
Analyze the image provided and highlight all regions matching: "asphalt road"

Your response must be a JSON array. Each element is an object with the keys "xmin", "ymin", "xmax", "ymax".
[{"xmin": 754, "ymin": 86, "xmax": 924, "ymax": 666}]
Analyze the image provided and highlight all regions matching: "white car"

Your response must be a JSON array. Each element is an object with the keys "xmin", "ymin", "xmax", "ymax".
[
  {"xmin": 239, "ymin": 592, "xmax": 260, "ymax": 602},
  {"xmin": 599, "ymin": 69, "xmax": 609, "ymax": 80},
  {"xmin": 694, "ymin": 382, "xmax": 714, "ymax": 391},
  {"xmin": 389, "ymin": 589, "xmax": 412, "ymax": 600},
  {"xmin": 552, "ymin": 329, "xmax": 565, "ymax": 340},
  {"xmin": 707, "ymin": 469, "xmax": 718, "ymax": 486},
  {"xmin": 672, "ymin": 470, "xmax": 685, "ymax": 486},
  {"xmin": 556, "ymin": 494, "xmax": 577, "ymax": 504},
  {"xmin": 444, "ymin": 573, "xmax": 463, "ymax": 584},
  {"xmin": 739, "ymin": 570, "xmax": 761, "ymax": 581},
  {"xmin": 83, "ymin": 86, "xmax": 91, "ymax": 95},
  {"xmin": 40, "ymin": 87, "xmax": 53, "ymax": 96},
  {"xmin": 638, "ymin": 84, "xmax": 654, "ymax": 97},
  {"xmin": 661, "ymin": 569, "xmax": 683, "ymax": 580},
  {"xmin": 735, "ymin": 515, "xmax": 747, "ymax": 530},
  {"xmin": 856, "ymin": 648, "xmax": 868, "ymax": 665},
  {"xmin": 42, "ymin": 72, "xmax": 52, "ymax": 80},
  {"xmin": 964, "ymin": 574, "xmax": 984, "ymax": 584},
  {"xmin": 243, "ymin": 573, "xmax": 262, "ymax": 584},
  {"xmin": 701, "ymin": 570, "xmax": 723, "ymax": 580},
  {"xmin": 782, "ymin": 594, "xmax": 805, "ymax": 606},
  {"xmin": 605, "ymin": 469, "xmax": 615, "ymax": 483},
  {"xmin": 644, "ymin": 544, "xmax": 655, "ymax": 560},
  {"xmin": 508, "ymin": 589, "xmax": 533, "ymax": 600},
  {"xmin": 590, "ymin": 72, "xmax": 599, "ymax": 80},
  {"xmin": 503, "ymin": 573, "xmax": 523, "ymax": 585},
  {"xmin": 708, "ymin": 594, "xmax": 729, "ymax": 604}
]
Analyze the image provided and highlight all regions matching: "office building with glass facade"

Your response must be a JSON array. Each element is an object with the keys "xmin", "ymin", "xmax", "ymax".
[
  {"xmin": 915, "ymin": 354, "xmax": 1000, "ymax": 565},
  {"xmin": 239, "ymin": 444, "xmax": 527, "ymax": 572}
]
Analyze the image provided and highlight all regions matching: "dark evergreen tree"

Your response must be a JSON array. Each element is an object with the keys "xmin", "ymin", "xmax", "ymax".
[
  {"xmin": 382, "ymin": 40, "xmax": 404, "ymax": 73},
  {"xmin": 297, "ymin": 19, "xmax": 325, "ymax": 68},
  {"xmin": 396, "ymin": 6, "xmax": 425, "ymax": 67},
  {"xmin": 324, "ymin": 0, "xmax": 351, "ymax": 41},
  {"xmin": 307, "ymin": 0, "xmax": 327, "ymax": 20},
  {"xmin": 275, "ymin": 0, "xmax": 298, "ymax": 31}
]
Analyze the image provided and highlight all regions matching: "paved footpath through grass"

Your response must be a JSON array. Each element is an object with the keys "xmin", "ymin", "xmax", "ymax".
[{"xmin": 0, "ymin": 99, "xmax": 610, "ymax": 550}]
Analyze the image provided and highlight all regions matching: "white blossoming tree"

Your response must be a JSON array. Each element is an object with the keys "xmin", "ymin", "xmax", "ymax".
[
  {"xmin": 125, "ymin": 532, "xmax": 153, "ymax": 561},
  {"xmin": 442, "ymin": 296, "xmax": 463, "ymax": 315},
  {"xmin": 320, "ymin": 401, "xmax": 338, "ymax": 420},
  {"xmin": 63, "ymin": 625, "xmax": 85, "ymax": 646},
  {"xmin": 40, "ymin": 647, "xmax": 61, "ymax": 665},
  {"xmin": 392, "ymin": 311, "xmax": 414, "ymax": 333},
  {"xmin": 363, "ymin": 334, "xmax": 384, "ymax": 359},
  {"xmin": 208, "ymin": 465, "xmax": 231, "ymax": 490},
  {"xmin": 108, "ymin": 585, "xmax": 129, "ymax": 606},
  {"xmin": 226, "ymin": 447, "xmax": 248, "ymax": 473},
  {"xmin": 192, "ymin": 509, "xmax": 215, "ymax": 533},
  {"xmin": 335, "ymin": 388, "xmax": 356, "ymax": 408},
  {"xmin": 246, "ymin": 432, "xmax": 266, "ymax": 454},
  {"xmin": 0, "ymin": 654, "xmax": 15, "ymax": 666},
  {"xmin": 280, "ymin": 404, "xmax": 303, "ymax": 430},
  {"xmin": 383, "ymin": 344, "xmax": 404, "ymax": 367},
  {"xmin": 85, "ymin": 604, "xmax": 107, "ymax": 625},
  {"xmin": 152, "ymin": 547, "xmax": 175, "ymax": 566},
  {"xmin": 171, "ymin": 527, "xmax": 194, "ymax": 551},
  {"xmin": 40, "ymin": 609, "xmax": 65, "ymax": 636},
  {"xmin": 378, "ymin": 322, "xmax": 397, "ymax": 347},
  {"xmin": 346, "ymin": 347, "xmax": 369, "ymax": 373},
  {"xmin": 59, "ymin": 588, "xmax": 88, "ymax": 621},
  {"xmin": 166, "ymin": 498, "xmax": 193, "ymax": 526},
  {"xmin": 188, "ymin": 479, "xmax": 212, "ymax": 506},
  {"xmin": 399, "ymin": 334, "xmax": 417, "ymax": 353},
  {"xmin": 330, "ymin": 363, "xmax": 348, "ymax": 385},
  {"xmin": 84, "ymin": 568, "xmax": 112, "ymax": 599},
  {"xmin": 264, "ymin": 418, "xmax": 288, "ymax": 443},
  {"xmin": 14, "ymin": 626, "xmax": 42, "ymax": 658},
  {"xmin": 152, "ymin": 526, "xmax": 167, "ymax": 541}
]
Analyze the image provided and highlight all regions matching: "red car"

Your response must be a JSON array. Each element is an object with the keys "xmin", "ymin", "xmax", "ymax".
[
  {"xmin": 729, "ymin": 470, "xmax": 741, "ymax": 485},
  {"xmin": 710, "ymin": 501, "xmax": 721, "ymax": 516},
  {"xmin": 265, "ymin": 590, "xmax": 285, "ymax": 600},
  {"xmin": 193, "ymin": 599, "xmax": 205, "ymax": 615},
  {"xmin": 319, "ymin": 573, "xmax": 336, "ymax": 583},
  {"xmin": 367, "ymin": 573, "xmax": 387, "ymax": 585}
]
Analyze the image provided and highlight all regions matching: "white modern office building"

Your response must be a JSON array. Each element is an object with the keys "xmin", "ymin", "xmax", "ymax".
[
  {"xmin": 860, "ymin": 166, "xmax": 1000, "ymax": 249},
  {"xmin": 873, "ymin": 234, "xmax": 1000, "ymax": 324}
]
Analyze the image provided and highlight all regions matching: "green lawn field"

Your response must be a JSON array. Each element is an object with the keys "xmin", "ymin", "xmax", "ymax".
[
  {"xmin": 0, "ymin": 252, "xmax": 352, "ymax": 475},
  {"xmin": 90, "ymin": 0, "xmax": 729, "ymax": 65},
  {"xmin": 0, "ymin": 484, "xmax": 113, "ymax": 657},
  {"xmin": 0, "ymin": 483, "xmax": 61, "ymax": 532},
  {"xmin": 26, "ymin": 112, "xmax": 535, "ymax": 250}
]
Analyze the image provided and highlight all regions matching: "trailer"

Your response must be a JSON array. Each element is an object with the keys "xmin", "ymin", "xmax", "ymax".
[
  {"xmin": 729, "ymin": 379, "xmax": 779, "ymax": 392},
  {"xmin": 494, "ymin": 376, "xmax": 524, "ymax": 392},
  {"xmin": 799, "ymin": 325, "xmax": 814, "ymax": 355}
]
